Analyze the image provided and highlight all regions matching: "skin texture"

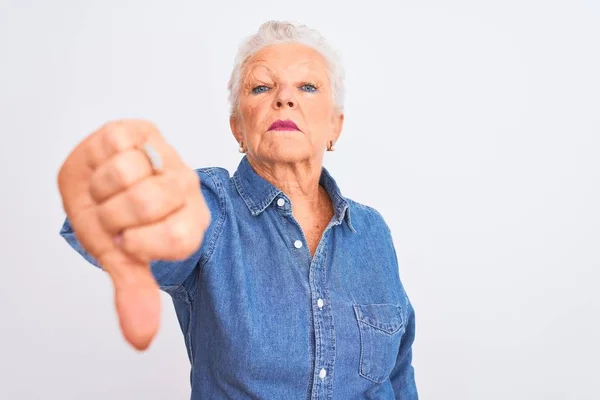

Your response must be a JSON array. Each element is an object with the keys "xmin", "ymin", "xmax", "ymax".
[
  {"xmin": 57, "ymin": 43, "xmax": 343, "ymax": 351},
  {"xmin": 230, "ymin": 43, "xmax": 344, "ymax": 256},
  {"xmin": 57, "ymin": 120, "xmax": 211, "ymax": 350}
]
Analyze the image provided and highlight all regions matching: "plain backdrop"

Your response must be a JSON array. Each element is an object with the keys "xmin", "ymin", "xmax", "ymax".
[{"xmin": 1, "ymin": 1, "xmax": 598, "ymax": 399}]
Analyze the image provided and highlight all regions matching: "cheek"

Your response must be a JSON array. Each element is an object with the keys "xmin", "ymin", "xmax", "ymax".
[
  {"xmin": 243, "ymin": 99, "xmax": 269, "ymax": 129},
  {"xmin": 304, "ymin": 101, "xmax": 334, "ymax": 130}
]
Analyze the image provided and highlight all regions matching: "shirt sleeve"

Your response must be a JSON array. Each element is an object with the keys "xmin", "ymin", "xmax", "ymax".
[
  {"xmin": 389, "ymin": 295, "xmax": 418, "ymax": 399},
  {"xmin": 382, "ymin": 218, "xmax": 418, "ymax": 398},
  {"xmin": 58, "ymin": 167, "xmax": 226, "ymax": 293}
]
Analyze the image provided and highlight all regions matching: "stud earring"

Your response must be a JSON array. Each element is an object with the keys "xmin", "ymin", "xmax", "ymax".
[
  {"xmin": 327, "ymin": 141, "xmax": 336, "ymax": 151},
  {"xmin": 238, "ymin": 141, "xmax": 245, "ymax": 153}
]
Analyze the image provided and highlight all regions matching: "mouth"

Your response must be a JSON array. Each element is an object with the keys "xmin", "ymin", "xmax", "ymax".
[{"xmin": 268, "ymin": 119, "xmax": 300, "ymax": 131}]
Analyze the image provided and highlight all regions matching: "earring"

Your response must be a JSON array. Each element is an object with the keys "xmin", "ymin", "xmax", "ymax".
[
  {"xmin": 327, "ymin": 141, "xmax": 336, "ymax": 151},
  {"xmin": 238, "ymin": 141, "xmax": 245, "ymax": 153}
]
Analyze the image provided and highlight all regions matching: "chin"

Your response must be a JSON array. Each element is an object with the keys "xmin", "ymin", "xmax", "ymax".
[
  {"xmin": 258, "ymin": 134, "xmax": 311, "ymax": 161},
  {"xmin": 262, "ymin": 144, "xmax": 312, "ymax": 164}
]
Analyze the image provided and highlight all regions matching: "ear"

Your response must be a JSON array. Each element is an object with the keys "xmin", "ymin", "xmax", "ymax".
[
  {"xmin": 331, "ymin": 112, "xmax": 344, "ymax": 142},
  {"xmin": 230, "ymin": 114, "xmax": 243, "ymax": 143}
]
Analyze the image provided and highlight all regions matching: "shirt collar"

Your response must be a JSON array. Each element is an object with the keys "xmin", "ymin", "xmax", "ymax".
[{"xmin": 232, "ymin": 155, "xmax": 356, "ymax": 233}]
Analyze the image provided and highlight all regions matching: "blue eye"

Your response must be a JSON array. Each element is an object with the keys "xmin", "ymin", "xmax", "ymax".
[
  {"xmin": 300, "ymin": 84, "xmax": 318, "ymax": 93},
  {"xmin": 251, "ymin": 85, "xmax": 269, "ymax": 94}
]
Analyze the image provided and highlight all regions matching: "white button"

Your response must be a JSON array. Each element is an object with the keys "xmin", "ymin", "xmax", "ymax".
[
  {"xmin": 277, "ymin": 198, "xmax": 285, "ymax": 207},
  {"xmin": 294, "ymin": 240, "xmax": 303, "ymax": 249},
  {"xmin": 317, "ymin": 298, "xmax": 324, "ymax": 308},
  {"xmin": 319, "ymin": 368, "xmax": 327, "ymax": 380}
]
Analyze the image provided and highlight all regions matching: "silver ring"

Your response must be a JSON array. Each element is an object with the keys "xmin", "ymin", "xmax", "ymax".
[{"xmin": 141, "ymin": 142, "xmax": 164, "ymax": 173}]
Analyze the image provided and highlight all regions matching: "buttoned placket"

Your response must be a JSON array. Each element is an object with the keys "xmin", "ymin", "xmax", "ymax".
[{"xmin": 274, "ymin": 195, "xmax": 336, "ymax": 400}]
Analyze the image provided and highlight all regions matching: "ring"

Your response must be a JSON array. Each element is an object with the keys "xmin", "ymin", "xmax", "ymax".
[{"xmin": 141, "ymin": 142, "xmax": 164, "ymax": 173}]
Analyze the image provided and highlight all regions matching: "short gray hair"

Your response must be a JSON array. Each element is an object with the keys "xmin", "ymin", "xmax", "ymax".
[{"xmin": 227, "ymin": 20, "xmax": 345, "ymax": 116}]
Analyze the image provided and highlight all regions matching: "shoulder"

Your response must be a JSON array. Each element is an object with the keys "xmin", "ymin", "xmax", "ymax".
[
  {"xmin": 346, "ymin": 197, "xmax": 386, "ymax": 218},
  {"xmin": 345, "ymin": 198, "xmax": 408, "ymax": 294},
  {"xmin": 193, "ymin": 166, "xmax": 231, "ymax": 208},
  {"xmin": 191, "ymin": 166, "xmax": 239, "ymax": 237},
  {"xmin": 195, "ymin": 166, "xmax": 231, "ymax": 191},
  {"xmin": 346, "ymin": 197, "xmax": 393, "ymax": 236},
  {"xmin": 188, "ymin": 166, "xmax": 232, "ymax": 269}
]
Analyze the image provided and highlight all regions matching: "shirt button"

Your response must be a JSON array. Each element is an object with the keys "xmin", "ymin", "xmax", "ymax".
[
  {"xmin": 294, "ymin": 240, "xmax": 303, "ymax": 249},
  {"xmin": 319, "ymin": 368, "xmax": 327, "ymax": 380},
  {"xmin": 317, "ymin": 298, "xmax": 324, "ymax": 309},
  {"xmin": 277, "ymin": 198, "xmax": 285, "ymax": 207}
]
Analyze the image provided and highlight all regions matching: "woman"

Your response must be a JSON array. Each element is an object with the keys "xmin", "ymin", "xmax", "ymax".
[{"xmin": 58, "ymin": 20, "xmax": 418, "ymax": 399}]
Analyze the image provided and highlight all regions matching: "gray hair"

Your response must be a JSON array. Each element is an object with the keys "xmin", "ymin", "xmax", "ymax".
[{"xmin": 227, "ymin": 20, "xmax": 345, "ymax": 117}]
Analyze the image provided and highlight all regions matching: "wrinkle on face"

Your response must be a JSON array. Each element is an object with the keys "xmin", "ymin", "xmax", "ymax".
[{"xmin": 232, "ymin": 43, "xmax": 340, "ymax": 167}]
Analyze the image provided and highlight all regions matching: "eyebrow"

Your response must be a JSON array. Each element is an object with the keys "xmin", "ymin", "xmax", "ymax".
[{"xmin": 243, "ymin": 63, "xmax": 327, "ymax": 87}]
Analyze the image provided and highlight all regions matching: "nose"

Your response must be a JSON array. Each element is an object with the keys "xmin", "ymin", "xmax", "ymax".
[
  {"xmin": 273, "ymin": 87, "xmax": 296, "ymax": 109},
  {"xmin": 276, "ymin": 100, "xmax": 295, "ymax": 108}
]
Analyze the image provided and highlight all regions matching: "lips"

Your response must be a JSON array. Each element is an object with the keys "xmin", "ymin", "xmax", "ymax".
[{"xmin": 268, "ymin": 119, "xmax": 300, "ymax": 131}]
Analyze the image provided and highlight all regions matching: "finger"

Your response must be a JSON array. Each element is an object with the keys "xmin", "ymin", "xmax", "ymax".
[
  {"xmin": 98, "ymin": 248, "xmax": 161, "ymax": 351},
  {"xmin": 85, "ymin": 120, "xmax": 156, "ymax": 170},
  {"xmin": 58, "ymin": 120, "xmax": 158, "ymax": 216},
  {"xmin": 89, "ymin": 149, "xmax": 154, "ymax": 203},
  {"xmin": 96, "ymin": 169, "xmax": 194, "ymax": 234},
  {"xmin": 70, "ymin": 207, "xmax": 162, "ymax": 351},
  {"xmin": 119, "ymin": 190, "xmax": 209, "ymax": 262},
  {"xmin": 57, "ymin": 152, "xmax": 96, "ymax": 218}
]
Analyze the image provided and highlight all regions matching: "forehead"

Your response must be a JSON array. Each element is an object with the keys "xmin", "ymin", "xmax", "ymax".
[{"xmin": 243, "ymin": 43, "xmax": 329, "ymax": 77}]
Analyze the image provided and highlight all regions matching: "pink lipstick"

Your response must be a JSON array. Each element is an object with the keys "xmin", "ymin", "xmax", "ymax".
[{"xmin": 268, "ymin": 119, "xmax": 300, "ymax": 131}]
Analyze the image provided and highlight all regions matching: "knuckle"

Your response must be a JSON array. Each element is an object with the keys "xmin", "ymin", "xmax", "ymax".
[
  {"xmin": 102, "ymin": 122, "xmax": 128, "ymax": 153},
  {"xmin": 135, "ymin": 119, "xmax": 161, "ymax": 138},
  {"xmin": 110, "ymin": 156, "xmax": 135, "ymax": 188},
  {"xmin": 129, "ymin": 185, "xmax": 159, "ymax": 220},
  {"xmin": 141, "ymin": 119, "xmax": 159, "ymax": 133},
  {"xmin": 120, "ymin": 230, "xmax": 147, "ymax": 261},
  {"xmin": 96, "ymin": 204, "xmax": 118, "ymax": 233}
]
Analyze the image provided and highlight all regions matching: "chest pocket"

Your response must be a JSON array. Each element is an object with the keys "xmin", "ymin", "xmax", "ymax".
[{"xmin": 353, "ymin": 303, "xmax": 405, "ymax": 384}]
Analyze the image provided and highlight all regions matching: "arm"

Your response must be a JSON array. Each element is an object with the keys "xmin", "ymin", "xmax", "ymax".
[
  {"xmin": 382, "ymin": 218, "xmax": 418, "ymax": 398},
  {"xmin": 58, "ymin": 167, "xmax": 225, "ymax": 296},
  {"xmin": 390, "ymin": 295, "xmax": 418, "ymax": 399},
  {"xmin": 56, "ymin": 120, "xmax": 216, "ymax": 350}
]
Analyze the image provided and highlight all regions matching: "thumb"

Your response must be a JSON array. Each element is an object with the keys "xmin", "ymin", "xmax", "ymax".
[{"xmin": 99, "ymin": 248, "xmax": 161, "ymax": 351}]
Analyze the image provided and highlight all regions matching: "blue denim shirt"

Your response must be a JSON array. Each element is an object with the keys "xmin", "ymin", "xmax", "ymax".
[{"xmin": 59, "ymin": 155, "xmax": 418, "ymax": 399}]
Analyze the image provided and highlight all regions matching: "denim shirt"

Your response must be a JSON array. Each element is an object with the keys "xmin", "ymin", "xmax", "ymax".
[{"xmin": 59, "ymin": 155, "xmax": 418, "ymax": 399}]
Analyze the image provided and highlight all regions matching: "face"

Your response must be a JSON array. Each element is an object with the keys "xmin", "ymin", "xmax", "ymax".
[{"xmin": 230, "ymin": 43, "xmax": 344, "ymax": 166}]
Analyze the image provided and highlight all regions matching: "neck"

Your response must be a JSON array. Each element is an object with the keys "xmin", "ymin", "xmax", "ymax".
[{"xmin": 247, "ymin": 155, "xmax": 326, "ymax": 212}]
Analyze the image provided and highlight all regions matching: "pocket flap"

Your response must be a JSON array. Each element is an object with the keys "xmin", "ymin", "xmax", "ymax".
[{"xmin": 353, "ymin": 303, "xmax": 404, "ymax": 334}]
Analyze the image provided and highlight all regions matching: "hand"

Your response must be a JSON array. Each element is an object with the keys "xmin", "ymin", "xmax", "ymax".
[{"xmin": 57, "ymin": 120, "xmax": 211, "ymax": 350}]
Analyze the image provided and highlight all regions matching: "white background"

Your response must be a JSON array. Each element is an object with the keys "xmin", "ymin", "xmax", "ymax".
[{"xmin": 1, "ymin": 0, "xmax": 598, "ymax": 399}]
